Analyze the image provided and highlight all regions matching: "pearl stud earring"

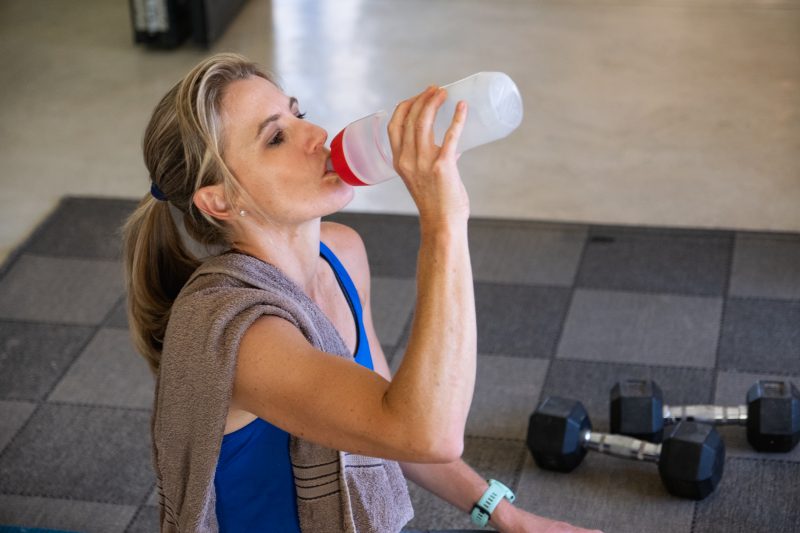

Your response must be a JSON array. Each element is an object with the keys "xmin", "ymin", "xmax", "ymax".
[{"xmin": 239, "ymin": 210, "xmax": 246, "ymax": 217}]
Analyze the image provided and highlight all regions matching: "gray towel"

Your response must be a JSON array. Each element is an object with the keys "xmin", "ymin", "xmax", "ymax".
[{"xmin": 153, "ymin": 251, "xmax": 414, "ymax": 532}]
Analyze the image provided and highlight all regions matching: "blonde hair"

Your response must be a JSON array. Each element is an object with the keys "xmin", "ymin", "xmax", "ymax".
[{"xmin": 122, "ymin": 53, "xmax": 274, "ymax": 374}]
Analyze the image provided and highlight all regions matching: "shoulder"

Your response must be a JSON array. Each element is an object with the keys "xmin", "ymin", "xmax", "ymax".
[{"xmin": 320, "ymin": 221, "xmax": 370, "ymax": 297}]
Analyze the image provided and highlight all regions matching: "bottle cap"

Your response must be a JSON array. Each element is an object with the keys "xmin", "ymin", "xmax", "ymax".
[{"xmin": 330, "ymin": 129, "xmax": 368, "ymax": 186}]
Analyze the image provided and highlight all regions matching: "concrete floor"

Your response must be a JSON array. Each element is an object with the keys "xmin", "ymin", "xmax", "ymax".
[{"xmin": 1, "ymin": 0, "xmax": 799, "ymax": 264}]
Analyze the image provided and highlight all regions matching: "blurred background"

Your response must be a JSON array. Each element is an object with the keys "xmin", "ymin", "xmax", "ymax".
[
  {"xmin": 0, "ymin": 2, "xmax": 799, "ymax": 531},
  {"xmin": 0, "ymin": 0, "xmax": 798, "ymax": 261}
]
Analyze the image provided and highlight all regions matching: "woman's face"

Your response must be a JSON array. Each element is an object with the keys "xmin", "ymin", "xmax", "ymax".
[{"xmin": 220, "ymin": 76, "xmax": 354, "ymax": 226}]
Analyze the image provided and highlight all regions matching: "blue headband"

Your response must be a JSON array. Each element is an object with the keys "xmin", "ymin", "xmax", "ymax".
[{"xmin": 150, "ymin": 182, "xmax": 168, "ymax": 201}]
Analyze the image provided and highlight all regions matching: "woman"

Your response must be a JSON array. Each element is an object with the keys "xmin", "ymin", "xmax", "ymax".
[{"xmin": 123, "ymin": 53, "xmax": 599, "ymax": 533}]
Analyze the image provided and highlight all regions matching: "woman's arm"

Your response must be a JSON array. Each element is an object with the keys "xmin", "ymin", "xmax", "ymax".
[
  {"xmin": 230, "ymin": 88, "xmax": 475, "ymax": 463},
  {"xmin": 339, "ymin": 224, "xmax": 601, "ymax": 533},
  {"xmin": 398, "ymin": 460, "xmax": 601, "ymax": 533},
  {"xmin": 384, "ymin": 86, "xmax": 476, "ymax": 455}
]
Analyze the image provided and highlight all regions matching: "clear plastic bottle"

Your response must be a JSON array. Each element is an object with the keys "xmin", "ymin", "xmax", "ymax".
[{"xmin": 329, "ymin": 72, "xmax": 523, "ymax": 186}]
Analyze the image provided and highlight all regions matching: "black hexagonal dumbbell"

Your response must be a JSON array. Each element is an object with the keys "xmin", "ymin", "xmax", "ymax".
[
  {"xmin": 609, "ymin": 379, "xmax": 800, "ymax": 452},
  {"xmin": 528, "ymin": 396, "xmax": 725, "ymax": 500}
]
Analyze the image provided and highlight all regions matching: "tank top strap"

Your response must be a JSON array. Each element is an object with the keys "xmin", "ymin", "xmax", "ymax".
[{"xmin": 319, "ymin": 242, "xmax": 373, "ymax": 370}]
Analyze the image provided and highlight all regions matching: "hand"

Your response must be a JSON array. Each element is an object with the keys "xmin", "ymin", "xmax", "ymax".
[
  {"xmin": 387, "ymin": 85, "xmax": 470, "ymax": 228},
  {"xmin": 496, "ymin": 506, "xmax": 603, "ymax": 533}
]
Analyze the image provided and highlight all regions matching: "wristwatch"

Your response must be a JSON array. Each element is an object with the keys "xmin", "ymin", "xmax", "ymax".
[{"xmin": 470, "ymin": 479, "xmax": 516, "ymax": 527}]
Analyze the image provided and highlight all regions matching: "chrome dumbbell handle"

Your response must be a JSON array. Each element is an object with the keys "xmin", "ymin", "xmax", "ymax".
[
  {"xmin": 582, "ymin": 431, "xmax": 662, "ymax": 464},
  {"xmin": 663, "ymin": 405, "xmax": 748, "ymax": 426}
]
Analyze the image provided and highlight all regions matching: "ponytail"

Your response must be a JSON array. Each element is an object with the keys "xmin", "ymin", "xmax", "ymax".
[
  {"xmin": 123, "ymin": 196, "xmax": 200, "ymax": 374},
  {"xmin": 122, "ymin": 53, "xmax": 275, "ymax": 374}
]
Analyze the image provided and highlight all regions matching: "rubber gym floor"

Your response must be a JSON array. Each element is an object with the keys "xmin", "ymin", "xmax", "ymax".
[{"xmin": 0, "ymin": 197, "xmax": 798, "ymax": 532}]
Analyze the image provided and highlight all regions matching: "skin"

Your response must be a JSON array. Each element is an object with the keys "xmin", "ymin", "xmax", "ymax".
[{"xmin": 192, "ymin": 76, "xmax": 601, "ymax": 533}]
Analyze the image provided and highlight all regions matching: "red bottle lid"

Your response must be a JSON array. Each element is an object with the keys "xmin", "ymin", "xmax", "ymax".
[{"xmin": 330, "ymin": 128, "xmax": 367, "ymax": 186}]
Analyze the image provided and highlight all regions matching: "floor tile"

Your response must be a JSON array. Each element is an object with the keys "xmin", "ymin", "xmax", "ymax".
[
  {"xmin": 475, "ymin": 282, "xmax": 571, "ymax": 357},
  {"xmin": 0, "ymin": 400, "xmax": 36, "ymax": 452},
  {"xmin": 23, "ymin": 197, "xmax": 137, "ymax": 261},
  {"xmin": 576, "ymin": 227, "xmax": 733, "ymax": 296},
  {"xmin": 540, "ymin": 359, "xmax": 715, "ymax": 432},
  {"xmin": 515, "ymin": 454, "xmax": 694, "ymax": 533},
  {"xmin": 0, "ymin": 322, "xmax": 94, "ymax": 401},
  {"xmin": 388, "ymin": 343, "xmax": 408, "ymax": 376},
  {"xmin": 325, "ymin": 213, "xmax": 419, "ymax": 278},
  {"xmin": 729, "ymin": 233, "xmax": 800, "ymax": 300},
  {"xmin": 371, "ymin": 277, "xmax": 415, "ymax": 347},
  {"xmin": 713, "ymin": 371, "xmax": 800, "ymax": 461},
  {"xmin": 469, "ymin": 220, "xmax": 587, "ymax": 286},
  {"xmin": 0, "ymin": 255, "xmax": 124, "ymax": 325},
  {"xmin": 125, "ymin": 505, "xmax": 159, "ymax": 533},
  {"xmin": 0, "ymin": 494, "xmax": 136, "ymax": 533},
  {"xmin": 146, "ymin": 485, "xmax": 158, "ymax": 507},
  {"xmin": 48, "ymin": 328, "xmax": 154, "ymax": 409},
  {"xmin": 692, "ymin": 458, "xmax": 800, "ymax": 533},
  {"xmin": 405, "ymin": 437, "xmax": 526, "ymax": 531},
  {"xmin": 557, "ymin": 289, "xmax": 722, "ymax": 368},
  {"xmin": 466, "ymin": 355, "xmax": 549, "ymax": 440},
  {"xmin": 104, "ymin": 296, "xmax": 128, "ymax": 329},
  {"xmin": 718, "ymin": 298, "xmax": 800, "ymax": 375},
  {"xmin": 379, "ymin": 342, "xmax": 399, "ymax": 369},
  {"xmin": 0, "ymin": 404, "xmax": 153, "ymax": 505}
]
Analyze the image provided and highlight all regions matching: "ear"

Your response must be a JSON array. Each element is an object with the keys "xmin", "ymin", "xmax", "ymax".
[{"xmin": 193, "ymin": 184, "xmax": 233, "ymax": 220}]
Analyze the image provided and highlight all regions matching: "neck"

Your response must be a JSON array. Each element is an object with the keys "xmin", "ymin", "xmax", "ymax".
[{"xmin": 232, "ymin": 218, "xmax": 323, "ymax": 294}]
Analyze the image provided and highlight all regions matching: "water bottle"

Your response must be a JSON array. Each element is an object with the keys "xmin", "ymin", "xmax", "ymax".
[{"xmin": 329, "ymin": 72, "xmax": 523, "ymax": 186}]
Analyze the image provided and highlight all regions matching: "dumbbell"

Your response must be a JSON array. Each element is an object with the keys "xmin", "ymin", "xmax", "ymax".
[
  {"xmin": 610, "ymin": 379, "xmax": 800, "ymax": 452},
  {"xmin": 527, "ymin": 396, "xmax": 725, "ymax": 500}
]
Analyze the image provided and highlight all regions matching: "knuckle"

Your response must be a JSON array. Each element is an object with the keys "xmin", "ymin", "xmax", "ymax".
[
  {"xmin": 396, "ymin": 156, "xmax": 414, "ymax": 174},
  {"xmin": 432, "ymin": 159, "xmax": 449, "ymax": 175}
]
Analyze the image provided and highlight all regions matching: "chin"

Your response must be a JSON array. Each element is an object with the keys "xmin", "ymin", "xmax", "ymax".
[
  {"xmin": 316, "ymin": 178, "xmax": 355, "ymax": 218},
  {"xmin": 333, "ymin": 177, "xmax": 356, "ymax": 204}
]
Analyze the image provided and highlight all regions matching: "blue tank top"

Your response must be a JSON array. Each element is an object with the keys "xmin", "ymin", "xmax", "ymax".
[{"xmin": 214, "ymin": 242, "xmax": 373, "ymax": 532}]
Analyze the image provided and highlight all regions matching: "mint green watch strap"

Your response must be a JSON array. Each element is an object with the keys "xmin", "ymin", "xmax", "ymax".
[{"xmin": 470, "ymin": 479, "xmax": 516, "ymax": 527}]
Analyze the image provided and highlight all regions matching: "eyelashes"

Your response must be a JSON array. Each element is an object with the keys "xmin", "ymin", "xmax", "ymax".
[
  {"xmin": 268, "ymin": 131, "xmax": 285, "ymax": 146},
  {"xmin": 267, "ymin": 111, "xmax": 307, "ymax": 147}
]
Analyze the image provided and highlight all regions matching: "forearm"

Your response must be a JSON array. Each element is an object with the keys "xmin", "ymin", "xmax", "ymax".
[
  {"xmin": 385, "ymin": 220, "xmax": 477, "ymax": 449},
  {"xmin": 400, "ymin": 459, "xmax": 517, "ymax": 531}
]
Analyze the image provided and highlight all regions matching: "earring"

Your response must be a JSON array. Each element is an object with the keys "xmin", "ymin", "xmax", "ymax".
[{"xmin": 239, "ymin": 210, "xmax": 246, "ymax": 217}]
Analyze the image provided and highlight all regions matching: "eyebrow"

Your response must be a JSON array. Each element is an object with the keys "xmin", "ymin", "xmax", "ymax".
[{"xmin": 255, "ymin": 96, "xmax": 299, "ymax": 141}]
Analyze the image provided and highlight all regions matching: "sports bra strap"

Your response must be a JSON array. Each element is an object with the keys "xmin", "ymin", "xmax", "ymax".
[{"xmin": 319, "ymin": 242, "xmax": 373, "ymax": 370}]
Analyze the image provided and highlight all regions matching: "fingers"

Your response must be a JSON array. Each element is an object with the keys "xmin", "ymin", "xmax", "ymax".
[
  {"xmin": 387, "ymin": 99, "xmax": 412, "ymax": 159},
  {"xmin": 401, "ymin": 86, "xmax": 438, "ymax": 158},
  {"xmin": 387, "ymin": 84, "xmax": 466, "ymax": 190},
  {"xmin": 439, "ymin": 100, "xmax": 468, "ymax": 161},
  {"xmin": 387, "ymin": 86, "xmax": 438, "ymax": 164},
  {"xmin": 415, "ymin": 88, "xmax": 447, "ymax": 153}
]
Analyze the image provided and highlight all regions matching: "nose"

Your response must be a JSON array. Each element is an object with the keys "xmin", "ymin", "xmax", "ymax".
[{"xmin": 305, "ymin": 120, "xmax": 328, "ymax": 153}]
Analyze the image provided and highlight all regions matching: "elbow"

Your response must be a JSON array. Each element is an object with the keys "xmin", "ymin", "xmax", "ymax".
[
  {"xmin": 437, "ymin": 435, "xmax": 464, "ymax": 463},
  {"xmin": 409, "ymin": 429, "xmax": 464, "ymax": 463},
  {"xmin": 382, "ymin": 393, "xmax": 465, "ymax": 462}
]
